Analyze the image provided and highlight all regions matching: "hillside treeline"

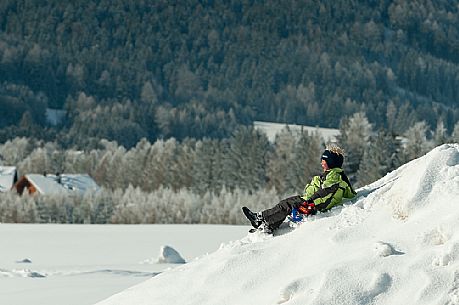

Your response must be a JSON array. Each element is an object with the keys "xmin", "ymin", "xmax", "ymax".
[
  {"xmin": 1, "ymin": 112, "xmax": 457, "ymax": 224},
  {"xmin": 1, "ymin": 0, "xmax": 459, "ymax": 148}
]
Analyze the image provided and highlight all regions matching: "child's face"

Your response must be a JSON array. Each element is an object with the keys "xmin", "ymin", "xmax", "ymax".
[{"xmin": 321, "ymin": 159, "xmax": 329, "ymax": 171}]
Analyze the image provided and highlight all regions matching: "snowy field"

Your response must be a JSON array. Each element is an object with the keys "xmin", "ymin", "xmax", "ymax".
[
  {"xmin": 253, "ymin": 120, "xmax": 340, "ymax": 143},
  {"xmin": 0, "ymin": 224, "xmax": 248, "ymax": 305},
  {"xmin": 97, "ymin": 144, "xmax": 459, "ymax": 305}
]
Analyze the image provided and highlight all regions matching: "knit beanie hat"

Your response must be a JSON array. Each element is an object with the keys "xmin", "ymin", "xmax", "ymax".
[{"xmin": 321, "ymin": 149, "xmax": 344, "ymax": 169}]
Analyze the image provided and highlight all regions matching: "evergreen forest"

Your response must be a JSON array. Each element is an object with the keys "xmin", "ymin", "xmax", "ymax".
[
  {"xmin": 1, "ymin": 0, "xmax": 459, "ymax": 224},
  {"xmin": 0, "ymin": 0, "xmax": 458, "ymax": 147}
]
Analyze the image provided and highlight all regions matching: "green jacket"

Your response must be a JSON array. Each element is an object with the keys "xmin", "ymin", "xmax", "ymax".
[{"xmin": 300, "ymin": 168, "xmax": 356, "ymax": 212}]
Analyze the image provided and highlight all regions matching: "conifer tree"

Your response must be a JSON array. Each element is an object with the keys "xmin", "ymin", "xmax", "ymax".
[
  {"xmin": 267, "ymin": 126, "xmax": 296, "ymax": 194},
  {"xmin": 338, "ymin": 112, "xmax": 373, "ymax": 183},
  {"xmin": 403, "ymin": 121, "xmax": 432, "ymax": 161},
  {"xmin": 357, "ymin": 130, "xmax": 402, "ymax": 187},
  {"xmin": 223, "ymin": 126, "xmax": 270, "ymax": 191},
  {"xmin": 192, "ymin": 138, "xmax": 219, "ymax": 194},
  {"xmin": 288, "ymin": 130, "xmax": 322, "ymax": 193},
  {"xmin": 452, "ymin": 121, "xmax": 459, "ymax": 143},
  {"xmin": 433, "ymin": 120, "xmax": 447, "ymax": 146}
]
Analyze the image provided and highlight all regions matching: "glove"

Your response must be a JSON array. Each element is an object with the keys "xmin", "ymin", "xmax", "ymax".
[{"xmin": 298, "ymin": 201, "xmax": 316, "ymax": 215}]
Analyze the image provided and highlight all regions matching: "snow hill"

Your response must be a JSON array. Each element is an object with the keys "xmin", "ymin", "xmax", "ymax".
[{"xmin": 96, "ymin": 144, "xmax": 459, "ymax": 305}]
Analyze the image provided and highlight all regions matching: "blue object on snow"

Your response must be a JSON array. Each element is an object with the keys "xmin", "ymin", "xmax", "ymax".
[{"xmin": 289, "ymin": 208, "xmax": 303, "ymax": 223}]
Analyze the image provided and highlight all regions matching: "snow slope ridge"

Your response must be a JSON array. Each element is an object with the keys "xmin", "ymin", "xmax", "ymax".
[{"xmin": 96, "ymin": 143, "xmax": 459, "ymax": 305}]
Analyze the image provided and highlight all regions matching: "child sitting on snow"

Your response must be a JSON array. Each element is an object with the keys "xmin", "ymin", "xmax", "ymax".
[{"xmin": 243, "ymin": 145, "xmax": 356, "ymax": 233}]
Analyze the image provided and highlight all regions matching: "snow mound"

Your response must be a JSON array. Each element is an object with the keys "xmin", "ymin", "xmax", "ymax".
[
  {"xmin": 359, "ymin": 143, "xmax": 459, "ymax": 219},
  {"xmin": 0, "ymin": 268, "xmax": 46, "ymax": 278},
  {"xmin": 156, "ymin": 245, "xmax": 186, "ymax": 264},
  {"xmin": 373, "ymin": 241, "xmax": 404, "ymax": 257},
  {"xmin": 96, "ymin": 144, "xmax": 459, "ymax": 305}
]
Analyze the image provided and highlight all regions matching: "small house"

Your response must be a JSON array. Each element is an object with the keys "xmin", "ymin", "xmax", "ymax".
[
  {"xmin": 0, "ymin": 166, "xmax": 18, "ymax": 192},
  {"xmin": 13, "ymin": 173, "xmax": 99, "ymax": 196},
  {"xmin": 14, "ymin": 174, "xmax": 67, "ymax": 195}
]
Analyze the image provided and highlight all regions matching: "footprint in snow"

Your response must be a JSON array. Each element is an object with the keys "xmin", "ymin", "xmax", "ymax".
[
  {"xmin": 363, "ymin": 272, "xmax": 393, "ymax": 300},
  {"xmin": 277, "ymin": 278, "xmax": 313, "ymax": 304}
]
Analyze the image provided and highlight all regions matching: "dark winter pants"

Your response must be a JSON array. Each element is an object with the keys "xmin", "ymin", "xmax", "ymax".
[{"xmin": 261, "ymin": 195, "xmax": 305, "ymax": 230}]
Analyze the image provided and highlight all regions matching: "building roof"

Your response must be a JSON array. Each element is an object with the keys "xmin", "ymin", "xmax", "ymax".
[
  {"xmin": 46, "ymin": 174, "xmax": 100, "ymax": 194},
  {"xmin": 11, "ymin": 171, "xmax": 99, "ymax": 196},
  {"xmin": 26, "ymin": 174, "xmax": 67, "ymax": 195},
  {"xmin": 0, "ymin": 166, "xmax": 17, "ymax": 192}
]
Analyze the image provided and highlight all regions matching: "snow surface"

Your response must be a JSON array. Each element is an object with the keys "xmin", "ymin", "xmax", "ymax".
[
  {"xmin": 0, "ymin": 224, "xmax": 247, "ymax": 305},
  {"xmin": 97, "ymin": 144, "xmax": 459, "ymax": 305},
  {"xmin": 254, "ymin": 120, "xmax": 340, "ymax": 143}
]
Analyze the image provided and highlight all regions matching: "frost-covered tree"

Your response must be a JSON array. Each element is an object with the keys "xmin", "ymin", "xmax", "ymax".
[
  {"xmin": 386, "ymin": 100, "xmax": 397, "ymax": 132},
  {"xmin": 63, "ymin": 149, "xmax": 98, "ymax": 175},
  {"xmin": 142, "ymin": 140, "xmax": 165, "ymax": 191},
  {"xmin": 223, "ymin": 126, "xmax": 270, "ymax": 191},
  {"xmin": 287, "ymin": 130, "xmax": 322, "ymax": 193},
  {"xmin": 83, "ymin": 189, "xmax": 115, "ymax": 224},
  {"xmin": 123, "ymin": 138, "xmax": 151, "ymax": 189},
  {"xmin": 140, "ymin": 81, "xmax": 158, "ymax": 105},
  {"xmin": 20, "ymin": 147, "xmax": 50, "ymax": 175},
  {"xmin": 403, "ymin": 121, "xmax": 432, "ymax": 161},
  {"xmin": 105, "ymin": 146, "xmax": 127, "ymax": 189},
  {"xmin": 357, "ymin": 130, "xmax": 402, "ymax": 187},
  {"xmin": 0, "ymin": 192, "xmax": 37, "ymax": 223},
  {"xmin": 166, "ymin": 139, "xmax": 195, "ymax": 190},
  {"xmin": 267, "ymin": 126, "xmax": 296, "ymax": 193},
  {"xmin": 0, "ymin": 137, "xmax": 33, "ymax": 167},
  {"xmin": 210, "ymin": 139, "xmax": 227, "ymax": 192},
  {"xmin": 111, "ymin": 185, "xmax": 151, "ymax": 224},
  {"xmin": 141, "ymin": 138, "xmax": 180, "ymax": 191},
  {"xmin": 162, "ymin": 138, "xmax": 184, "ymax": 190},
  {"xmin": 338, "ymin": 112, "xmax": 373, "ymax": 182},
  {"xmin": 452, "ymin": 121, "xmax": 459, "ymax": 143},
  {"xmin": 192, "ymin": 138, "xmax": 222, "ymax": 194},
  {"xmin": 433, "ymin": 119, "xmax": 447, "ymax": 146}
]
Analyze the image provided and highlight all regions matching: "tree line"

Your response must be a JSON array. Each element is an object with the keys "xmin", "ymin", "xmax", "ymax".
[
  {"xmin": 0, "ymin": 126, "xmax": 323, "ymax": 195},
  {"xmin": 1, "ymin": 112, "xmax": 457, "ymax": 224},
  {"xmin": 0, "ymin": 186, "xmax": 282, "ymax": 225}
]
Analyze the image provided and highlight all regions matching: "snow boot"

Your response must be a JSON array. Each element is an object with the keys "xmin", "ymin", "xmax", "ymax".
[
  {"xmin": 262, "ymin": 223, "xmax": 274, "ymax": 234},
  {"xmin": 242, "ymin": 206, "xmax": 263, "ymax": 229}
]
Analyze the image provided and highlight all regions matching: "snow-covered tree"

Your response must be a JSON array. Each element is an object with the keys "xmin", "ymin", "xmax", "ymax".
[
  {"xmin": 223, "ymin": 126, "xmax": 270, "ymax": 191},
  {"xmin": 357, "ymin": 130, "xmax": 402, "ymax": 187},
  {"xmin": 386, "ymin": 100, "xmax": 397, "ymax": 132},
  {"xmin": 288, "ymin": 130, "xmax": 322, "ymax": 193},
  {"xmin": 20, "ymin": 146, "xmax": 51, "ymax": 175},
  {"xmin": 338, "ymin": 112, "xmax": 373, "ymax": 182},
  {"xmin": 192, "ymin": 139, "xmax": 221, "ymax": 194},
  {"xmin": 0, "ymin": 137, "xmax": 33, "ymax": 167},
  {"xmin": 403, "ymin": 121, "xmax": 432, "ymax": 161},
  {"xmin": 267, "ymin": 126, "xmax": 296, "ymax": 194},
  {"xmin": 123, "ymin": 138, "xmax": 151, "ymax": 189},
  {"xmin": 140, "ymin": 81, "xmax": 158, "ymax": 105},
  {"xmin": 452, "ymin": 121, "xmax": 459, "ymax": 142},
  {"xmin": 433, "ymin": 119, "xmax": 447, "ymax": 146}
]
